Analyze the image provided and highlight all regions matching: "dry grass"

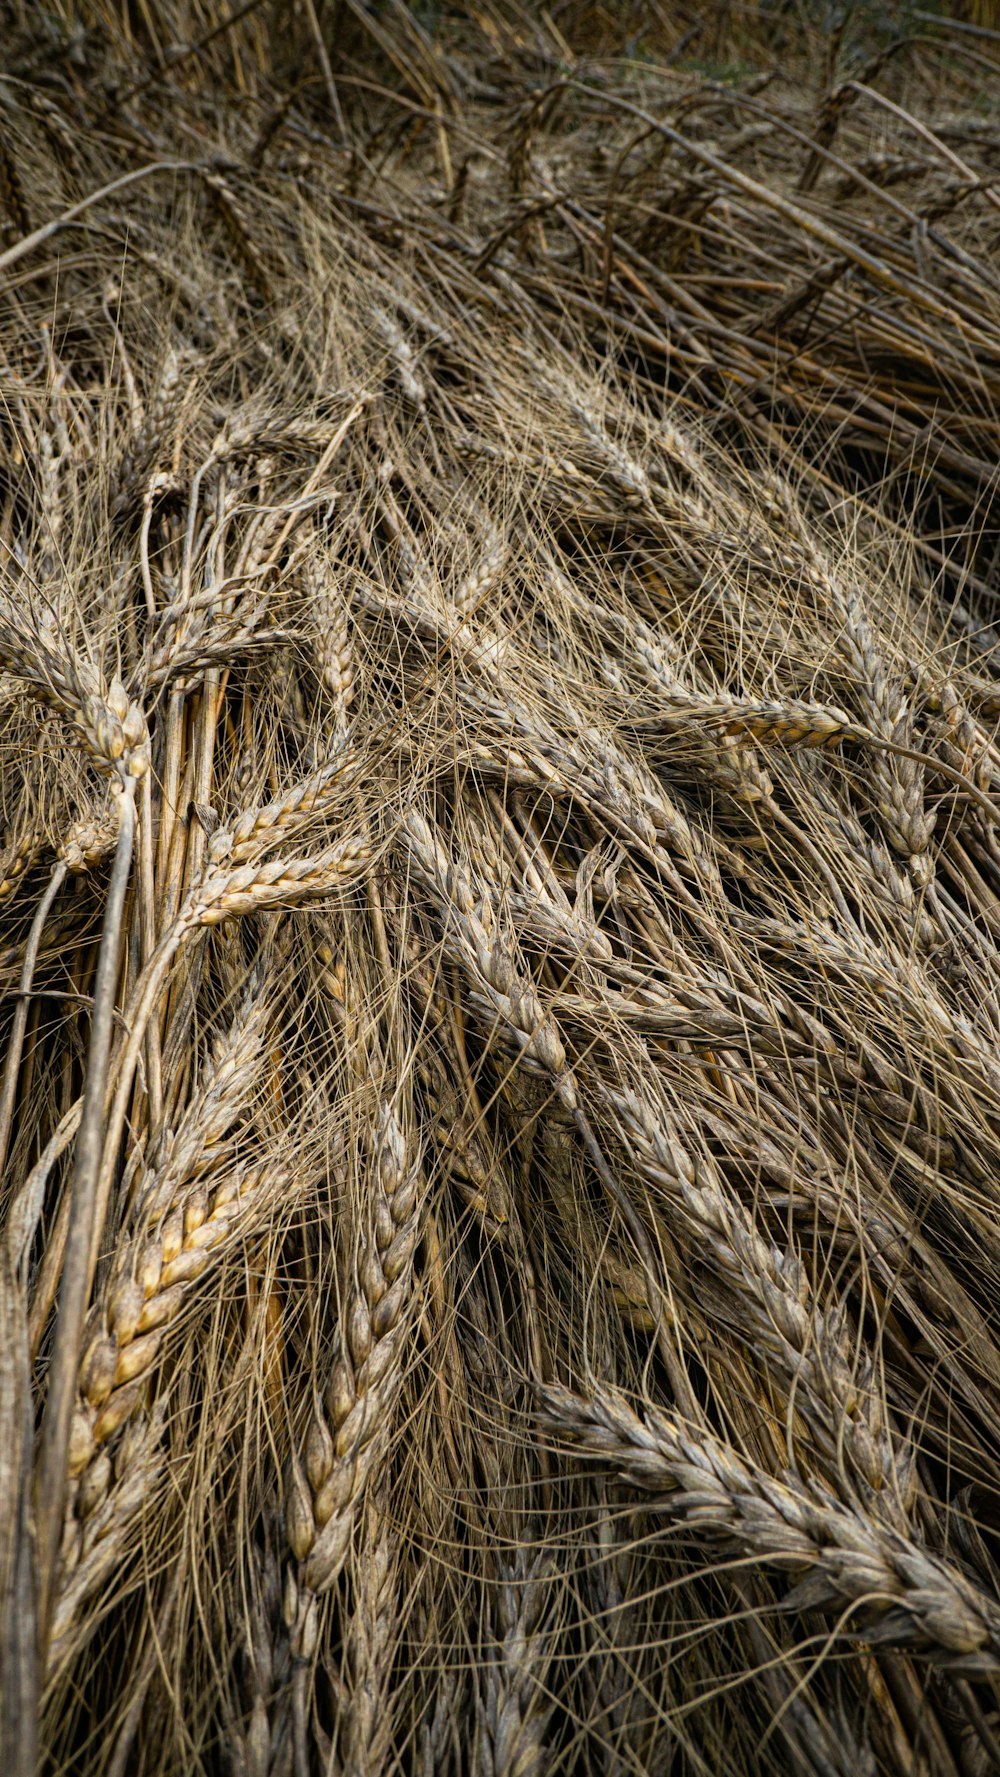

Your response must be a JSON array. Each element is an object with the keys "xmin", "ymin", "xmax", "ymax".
[{"xmin": 2, "ymin": 1, "xmax": 1000, "ymax": 1771}]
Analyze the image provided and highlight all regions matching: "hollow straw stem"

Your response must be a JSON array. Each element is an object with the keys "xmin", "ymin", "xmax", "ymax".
[
  {"xmin": 0, "ymin": 1258, "xmax": 38, "ymax": 1777},
  {"xmin": 0, "ymin": 863, "xmax": 66, "ymax": 1181},
  {"xmin": 14, "ymin": 1104, "xmax": 83, "ymax": 1340},
  {"xmin": 33, "ymin": 778, "xmax": 137, "ymax": 1654},
  {"xmin": 89, "ymin": 920, "xmax": 193, "ymax": 1285},
  {"xmin": 137, "ymin": 772, "xmax": 162, "ymax": 1128},
  {"xmin": 0, "ymin": 163, "xmax": 195, "ymax": 277}
]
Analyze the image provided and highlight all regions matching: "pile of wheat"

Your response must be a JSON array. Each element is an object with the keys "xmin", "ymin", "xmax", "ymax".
[{"xmin": 3, "ymin": 3, "xmax": 1000, "ymax": 1772}]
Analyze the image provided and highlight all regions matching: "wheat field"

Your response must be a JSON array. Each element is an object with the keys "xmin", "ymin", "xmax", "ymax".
[{"xmin": 3, "ymin": 2, "xmax": 1000, "ymax": 1772}]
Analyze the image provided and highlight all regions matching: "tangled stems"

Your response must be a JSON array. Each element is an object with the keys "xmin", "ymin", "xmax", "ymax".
[{"xmin": 34, "ymin": 778, "xmax": 138, "ymax": 1651}]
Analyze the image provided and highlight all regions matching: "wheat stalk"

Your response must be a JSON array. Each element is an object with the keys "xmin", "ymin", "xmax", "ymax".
[{"xmin": 35, "ymin": 774, "xmax": 141, "ymax": 1647}]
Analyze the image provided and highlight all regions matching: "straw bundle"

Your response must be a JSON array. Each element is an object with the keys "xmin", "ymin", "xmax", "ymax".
[{"xmin": 2, "ymin": 3, "xmax": 1000, "ymax": 1771}]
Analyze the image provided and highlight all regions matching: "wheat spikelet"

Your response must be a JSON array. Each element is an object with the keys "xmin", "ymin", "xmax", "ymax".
[
  {"xmin": 415, "ymin": 1641, "xmax": 461, "ymax": 1777},
  {"xmin": 460, "ymin": 676, "xmax": 725, "ymax": 895},
  {"xmin": 839, "ymin": 589, "xmax": 934, "ymax": 871},
  {"xmin": 563, "ymin": 582, "xmax": 777, "ymax": 811},
  {"xmin": 49, "ymin": 1131, "xmax": 302, "ymax": 1681},
  {"xmin": 36, "ymin": 430, "xmax": 64, "ymax": 583},
  {"xmin": 133, "ymin": 963, "xmax": 274, "ymax": 1218},
  {"xmin": 455, "ymin": 1274, "xmax": 557, "ymax": 1777},
  {"xmin": 547, "ymin": 371, "xmax": 654, "ymax": 511},
  {"xmin": 808, "ymin": 776, "xmax": 919, "ymax": 920}
]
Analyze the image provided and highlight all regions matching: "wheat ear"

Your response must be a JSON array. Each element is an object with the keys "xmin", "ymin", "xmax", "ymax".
[
  {"xmin": 0, "ymin": 608, "xmax": 149, "ymax": 781},
  {"xmin": 541, "ymin": 1384, "xmax": 1000, "ymax": 1668},
  {"xmin": 285, "ymin": 1107, "xmax": 421, "ymax": 1602},
  {"xmin": 207, "ymin": 753, "xmax": 358, "ymax": 867},
  {"xmin": 604, "ymin": 1079, "xmax": 903, "ymax": 1503},
  {"xmin": 404, "ymin": 814, "xmax": 575, "ymax": 1106},
  {"xmin": 91, "ymin": 836, "xmax": 370, "ymax": 1285},
  {"xmin": 476, "ymin": 1545, "xmax": 554, "ymax": 1777},
  {"xmin": 336, "ymin": 1496, "xmax": 400, "ymax": 1777}
]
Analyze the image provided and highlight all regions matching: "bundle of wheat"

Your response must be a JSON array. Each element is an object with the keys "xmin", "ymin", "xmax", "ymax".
[{"xmin": 2, "ymin": 3, "xmax": 1000, "ymax": 1773}]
